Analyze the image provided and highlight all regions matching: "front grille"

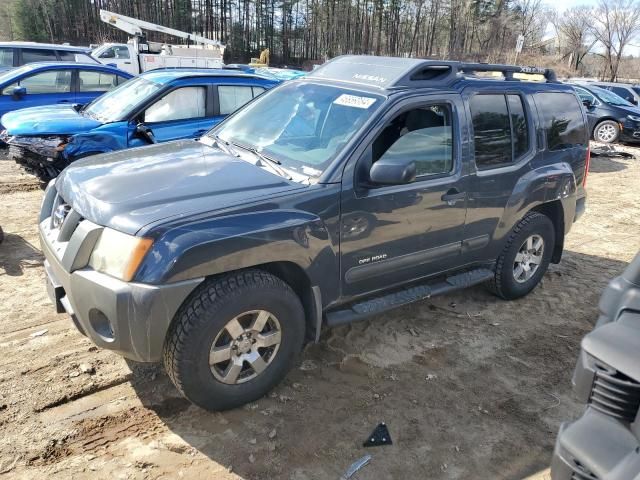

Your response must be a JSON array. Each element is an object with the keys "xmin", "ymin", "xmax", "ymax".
[{"xmin": 588, "ymin": 363, "xmax": 640, "ymax": 423}]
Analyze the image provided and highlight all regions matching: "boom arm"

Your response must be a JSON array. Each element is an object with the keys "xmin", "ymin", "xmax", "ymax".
[{"xmin": 99, "ymin": 9, "xmax": 222, "ymax": 47}]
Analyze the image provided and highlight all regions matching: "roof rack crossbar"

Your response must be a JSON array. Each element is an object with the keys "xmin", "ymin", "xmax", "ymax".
[{"xmin": 456, "ymin": 62, "xmax": 557, "ymax": 82}]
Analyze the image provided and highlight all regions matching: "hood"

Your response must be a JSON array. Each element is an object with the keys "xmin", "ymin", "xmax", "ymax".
[
  {"xmin": 1, "ymin": 105, "xmax": 103, "ymax": 136},
  {"xmin": 606, "ymin": 103, "xmax": 640, "ymax": 117},
  {"xmin": 56, "ymin": 140, "xmax": 305, "ymax": 235}
]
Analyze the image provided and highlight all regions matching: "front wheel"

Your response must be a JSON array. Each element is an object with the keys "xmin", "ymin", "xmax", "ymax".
[
  {"xmin": 163, "ymin": 270, "xmax": 305, "ymax": 411},
  {"xmin": 489, "ymin": 212, "xmax": 555, "ymax": 300},
  {"xmin": 593, "ymin": 120, "xmax": 620, "ymax": 143}
]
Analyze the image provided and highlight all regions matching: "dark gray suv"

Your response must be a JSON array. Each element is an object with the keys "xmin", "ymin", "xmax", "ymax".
[{"xmin": 39, "ymin": 56, "xmax": 589, "ymax": 410}]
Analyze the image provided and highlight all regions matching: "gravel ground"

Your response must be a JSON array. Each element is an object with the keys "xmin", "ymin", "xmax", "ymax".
[{"xmin": 0, "ymin": 144, "xmax": 638, "ymax": 480}]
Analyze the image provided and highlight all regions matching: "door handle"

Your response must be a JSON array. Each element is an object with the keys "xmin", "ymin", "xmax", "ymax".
[
  {"xmin": 57, "ymin": 100, "xmax": 71, "ymax": 103},
  {"xmin": 124, "ymin": 61, "xmax": 132, "ymax": 64},
  {"xmin": 441, "ymin": 189, "xmax": 465, "ymax": 206}
]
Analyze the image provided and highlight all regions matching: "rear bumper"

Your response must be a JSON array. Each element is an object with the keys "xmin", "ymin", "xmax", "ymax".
[{"xmin": 39, "ymin": 196, "xmax": 202, "ymax": 362}]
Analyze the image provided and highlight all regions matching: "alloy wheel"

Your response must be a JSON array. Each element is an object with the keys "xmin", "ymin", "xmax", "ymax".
[
  {"xmin": 513, "ymin": 234, "xmax": 545, "ymax": 283},
  {"xmin": 209, "ymin": 310, "xmax": 282, "ymax": 384}
]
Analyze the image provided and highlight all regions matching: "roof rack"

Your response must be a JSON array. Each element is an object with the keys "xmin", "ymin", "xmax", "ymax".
[{"xmin": 307, "ymin": 55, "xmax": 558, "ymax": 90}]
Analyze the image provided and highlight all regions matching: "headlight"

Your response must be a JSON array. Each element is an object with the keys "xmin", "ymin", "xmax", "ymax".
[
  {"xmin": 627, "ymin": 114, "xmax": 640, "ymax": 122},
  {"xmin": 88, "ymin": 228, "xmax": 153, "ymax": 281}
]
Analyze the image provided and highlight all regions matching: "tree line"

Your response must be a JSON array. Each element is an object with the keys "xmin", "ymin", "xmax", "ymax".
[{"xmin": 1, "ymin": 0, "xmax": 640, "ymax": 80}]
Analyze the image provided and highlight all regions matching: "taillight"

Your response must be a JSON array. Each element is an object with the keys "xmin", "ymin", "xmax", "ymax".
[{"xmin": 583, "ymin": 146, "xmax": 590, "ymax": 187}]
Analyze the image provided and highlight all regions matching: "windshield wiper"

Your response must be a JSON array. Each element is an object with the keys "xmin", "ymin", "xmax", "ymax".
[{"xmin": 230, "ymin": 141, "xmax": 292, "ymax": 180}]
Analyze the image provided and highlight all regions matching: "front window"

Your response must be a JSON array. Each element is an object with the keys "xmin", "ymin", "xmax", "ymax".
[
  {"xmin": 372, "ymin": 105, "xmax": 453, "ymax": 177},
  {"xmin": 213, "ymin": 82, "xmax": 383, "ymax": 177},
  {"xmin": 573, "ymin": 86, "xmax": 596, "ymax": 104},
  {"xmin": 82, "ymin": 76, "xmax": 163, "ymax": 123},
  {"xmin": 2, "ymin": 70, "xmax": 72, "ymax": 95},
  {"xmin": 144, "ymin": 86, "xmax": 206, "ymax": 122}
]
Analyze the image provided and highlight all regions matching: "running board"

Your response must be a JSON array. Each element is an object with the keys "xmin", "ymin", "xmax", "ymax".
[{"xmin": 325, "ymin": 268, "xmax": 494, "ymax": 327}]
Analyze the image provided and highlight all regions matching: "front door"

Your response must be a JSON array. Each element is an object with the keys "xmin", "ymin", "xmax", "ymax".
[{"xmin": 339, "ymin": 96, "xmax": 468, "ymax": 298}]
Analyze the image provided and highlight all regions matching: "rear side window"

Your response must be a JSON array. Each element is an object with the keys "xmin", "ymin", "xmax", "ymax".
[
  {"xmin": 78, "ymin": 71, "xmax": 119, "ymax": 92},
  {"xmin": 21, "ymin": 48, "xmax": 57, "ymax": 63},
  {"xmin": 470, "ymin": 93, "xmax": 529, "ymax": 169},
  {"xmin": 218, "ymin": 85, "xmax": 259, "ymax": 115},
  {"xmin": 535, "ymin": 92, "xmax": 587, "ymax": 151},
  {"xmin": 0, "ymin": 48, "xmax": 14, "ymax": 68}
]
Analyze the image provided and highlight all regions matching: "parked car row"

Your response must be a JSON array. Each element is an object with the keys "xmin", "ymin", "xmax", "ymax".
[{"xmin": 1, "ymin": 67, "xmax": 280, "ymax": 180}]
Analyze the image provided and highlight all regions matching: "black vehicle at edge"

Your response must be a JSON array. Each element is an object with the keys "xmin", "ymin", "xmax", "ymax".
[
  {"xmin": 39, "ymin": 56, "xmax": 589, "ymax": 410},
  {"xmin": 571, "ymin": 82, "xmax": 640, "ymax": 144},
  {"xmin": 552, "ymin": 252, "xmax": 640, "ymax": 480}
]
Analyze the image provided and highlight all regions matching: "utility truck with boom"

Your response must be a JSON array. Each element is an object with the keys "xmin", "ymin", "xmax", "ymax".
[{"xmin": 93, "ymin": 10, "xmax": 224, "ymax": 75}]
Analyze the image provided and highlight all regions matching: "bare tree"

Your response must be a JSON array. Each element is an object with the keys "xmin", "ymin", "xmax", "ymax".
[{"xmin": 588, "ymin": 0, "xmax": 640, "ymax": 80}]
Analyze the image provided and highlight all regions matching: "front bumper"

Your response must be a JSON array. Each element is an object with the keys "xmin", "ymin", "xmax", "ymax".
[
  {"xmin": 620, "ymin": 119, "xmax": 640, "ymax": 143},
  {"xmin": 39, "ymin": 186, "xmax": 203, "ymax": 362}
]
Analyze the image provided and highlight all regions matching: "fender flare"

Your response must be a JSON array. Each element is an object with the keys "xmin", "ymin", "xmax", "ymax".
[
  {"xmin": 493, "ymin": 162, "xmax": 577, "ymax": 248},
  {"xmin": 135, "ymin": 209, "xmax": 339, "ymax": 300}
]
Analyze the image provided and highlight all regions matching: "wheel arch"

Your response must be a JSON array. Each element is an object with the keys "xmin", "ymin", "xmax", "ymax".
[{"xmin": 531, "ymin": 200, "xmax": 565, "ymax": 263}]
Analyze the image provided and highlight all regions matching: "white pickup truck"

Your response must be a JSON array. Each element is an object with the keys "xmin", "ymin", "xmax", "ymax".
[{"xmin": 92, "ymin": 42, "xmax": 224, "ymax": 75}]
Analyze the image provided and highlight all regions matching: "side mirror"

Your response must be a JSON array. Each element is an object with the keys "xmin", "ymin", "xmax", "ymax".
[
  {"xmin": 582, "ymin": 99, "xmax": 593, "ymax": 108},
  {"xmin": 369, "ymin": 158, "xmax": 416, "ymax": 185},
  {"xmin": 135, "ymin": 123, "xmax": 156, "ymax": 144},
  {"xmin": 11, "ymin": 86, "xmax": 26, "ymax": 99}
]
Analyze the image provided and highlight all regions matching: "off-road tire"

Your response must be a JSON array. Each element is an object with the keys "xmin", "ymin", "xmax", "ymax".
[
  {"xmin": 593, "ymin": 120, "xmax": 620, "ymax": 144},
  {"xmin": 489, "ymin": 211, "xmax": 555, "ymax": 300},
  {"xmin": 163, "ymin": 270, "xmax": 305, "ymax": 411}
]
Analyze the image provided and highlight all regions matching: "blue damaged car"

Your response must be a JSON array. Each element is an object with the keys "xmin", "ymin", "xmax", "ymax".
[{"xmin": 1, "ymin": 68, "xmax": 280, "ymax": 181}]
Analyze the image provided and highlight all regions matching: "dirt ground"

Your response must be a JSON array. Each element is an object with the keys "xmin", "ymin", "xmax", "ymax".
[{"xmin": 0, "ymin": 144, "xmax": 638, "ymax": 480}]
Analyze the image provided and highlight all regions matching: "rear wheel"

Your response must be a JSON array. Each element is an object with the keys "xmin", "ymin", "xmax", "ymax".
[
  {"xmin": 490, "ymin": 212, "xmax": 555, "ymax": 300},
  {"xmin": 593, "ymin": 120, "xmax": 620, "ymax": 143},
  {"xmin": 163, "ymin": 270, "xmax": 305, "ymax": 411}
]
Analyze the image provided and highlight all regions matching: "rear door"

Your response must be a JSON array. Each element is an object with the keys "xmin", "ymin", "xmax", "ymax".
[
  {"xmin": 0, "ymin": 68, "xmax": 74, "ymax": 111},
  {"xmin": 135, "ymin": 84, "xmax": 211, "ymax": 143},
  {"xmin": 460, "ymin": 89, "xmax": 536, "ymax": 264}
]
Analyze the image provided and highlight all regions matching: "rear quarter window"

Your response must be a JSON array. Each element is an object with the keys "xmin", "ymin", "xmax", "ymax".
[{"xmin": 535, "ymin": 92, "xmax": 587, "ymax": 151}]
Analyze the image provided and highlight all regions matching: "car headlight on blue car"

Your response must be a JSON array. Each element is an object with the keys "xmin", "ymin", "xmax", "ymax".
[
  {"xmin": 89, "ymin": 228, "xmax": 153, "ymax": 282},
  {"xmin": 627, "ymin": 114, "xmax": 640, "ymax": 122}
]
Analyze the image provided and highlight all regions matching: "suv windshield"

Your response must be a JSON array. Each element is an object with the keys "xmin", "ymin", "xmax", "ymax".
[
  {"xmin": 83, "ymin": 76, "xmax": 162, "ymax": 123},
  {"xmin": 213, "ymin": 82, "xmax": 383, "ymax": 177},
  {"xmin": 591, "ymin": 85, "xmax": 633, "ymax": 106}
]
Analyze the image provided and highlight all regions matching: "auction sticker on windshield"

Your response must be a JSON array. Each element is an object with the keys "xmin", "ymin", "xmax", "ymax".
[{"xmin": 333, "ymin": 94, "xmax": 377, "ymax": 109}]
